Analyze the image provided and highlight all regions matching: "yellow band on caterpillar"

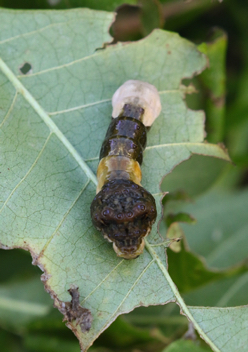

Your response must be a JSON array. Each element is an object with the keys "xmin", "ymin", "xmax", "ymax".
[{"xmin": 96, "ymin": 155, "xmax": 142, "ymax": 193}]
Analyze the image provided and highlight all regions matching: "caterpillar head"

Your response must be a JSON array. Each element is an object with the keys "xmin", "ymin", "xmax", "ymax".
[{"xmin": 90, "ymin": 179, "xmax": 157, "ymax": 259}]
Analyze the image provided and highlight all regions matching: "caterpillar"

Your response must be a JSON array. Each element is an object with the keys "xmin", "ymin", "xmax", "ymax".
[{"xmin": 90, "ymin": 80, "xmax": 161, "ymax": 259}]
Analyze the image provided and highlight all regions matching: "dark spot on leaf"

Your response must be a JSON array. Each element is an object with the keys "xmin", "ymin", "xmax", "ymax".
[
  {"xmin": 19, "ymin": 62, "xmax": 32, "ymax": 75},
  {"xmin": 62, "ymin": 286, "xmax": 92, "ymax": 333}
]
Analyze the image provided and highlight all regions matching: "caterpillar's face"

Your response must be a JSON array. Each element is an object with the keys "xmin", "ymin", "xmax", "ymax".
[
  {"xmin": 90, "ymin": 179, "xmax": 157, "ymax": 260},
  {"xmin": 113, "ymin": 237, "xmax": 146, "ymax": 259}
]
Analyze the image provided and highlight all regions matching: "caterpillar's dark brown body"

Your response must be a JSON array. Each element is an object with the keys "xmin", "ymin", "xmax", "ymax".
[
  {"xmin": 91, "ymin": 104, "xmax": 157, "ymax": 259},
  {"xmin": 100, "ymin": 105, "xmax": 147, "ymax": 164}
]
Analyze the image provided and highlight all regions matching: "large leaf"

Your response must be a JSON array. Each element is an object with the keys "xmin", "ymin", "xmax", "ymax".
[
  {"xmin": 163, "ymin": 339, "xmax": 212, "ymax": 352},
  {"xmin": 0, "ymin": 276, "xmax": 52, "ymax": 332},
  {"xmin": 181, "ymin": 189, "xmax": 248, "ymax": 270},
  {"xmin": 0, "ymin": 7, "xmax": 234, "ymax": 351},
  {"xmin": 198, "ymin": 30, "xmax": 227, "ymax": 143},
  {"xmin": 176, "ymin": 189, "xmax": 248, "ymax": 311},
  {"xmin": 189, "ymin": 306, "xmax": 248, "ymax": 352},
  {"xmin": 184, "ymin": 272, "xmax": 248, "ymax": 308}
]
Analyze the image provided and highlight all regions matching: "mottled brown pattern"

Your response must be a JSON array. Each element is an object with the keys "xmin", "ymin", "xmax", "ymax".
[
  {"xmin": 100, "ymin": 115, "xmax": 147, "ymax": 165},
  {"xmin": 91, "ymin": 179, "xmax": 157, "ymax": 259},
  {"xmin": 62, "ymin": 287, "xmax": 92, "ymax": 333}
]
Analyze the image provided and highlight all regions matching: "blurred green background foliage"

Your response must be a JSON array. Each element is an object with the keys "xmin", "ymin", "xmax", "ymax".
[{"xmin": 1, "ymin": 0, "xmax": 248, "ymax": 351}]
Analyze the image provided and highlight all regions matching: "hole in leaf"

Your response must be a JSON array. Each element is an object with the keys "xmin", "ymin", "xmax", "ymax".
[{"xmin": 19, "ymin": 62, "xmax": 32, "ymax": 75}]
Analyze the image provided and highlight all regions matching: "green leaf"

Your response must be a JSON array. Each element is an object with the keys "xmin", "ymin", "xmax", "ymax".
[
  {"xmin": 179, "ymin": 189, "xmax": 248, "ymax": 310},
  {"xmin": 0, "ymin": 277, "xmax": 52, "ymax": 333},
  {"xmin": 140, "ymin": 0, "xmax": 164, "ymax": 36},
  {"xmin": 181, "ymin": 189, "xmax": 248, "ymax": 270},
  {"xmin": 161, "ymin": 154, "xmax": 228, "ymax": 198},
  {"xmin": 24, "ymin": 333, "xmax": 81, "ymax": 352},
  {"xmin": 0, "ymin": 7, "xmax": 232, "ymax": 351},
  {"xmin": 184, "ymin": 272, "xmax": 248, "ymax": 308},
  {"xmin": 163, "ymin": 339, "xmax": 212, "ymax": 352},
  {"xmin": 166, "ymin": 213, "xmax": 196, "ymax": 227},
  {"xmin": 198, "ymin": 29, "xmax": 227, "ymax": 143},
  {"xmin": 125, "ymin": 303, "xmax": 189, "ymax": 339},
  {"xmin": 91, "ymin": 317, "xmax": 162, "ymax": 349},
  {"xmin": 189, "ymin": 306, "xmax": 248, "ymax": 352},
  {"xmin": 0, "ymin": 328, "xmax": 25, "ymax": 352},
  {"xmin": 0, "ymin": 248, "xmax": 39, "ymax": 282},
  {"xmin": 167, "ymin": 240, "xmax": 228, "ymax": 294}
]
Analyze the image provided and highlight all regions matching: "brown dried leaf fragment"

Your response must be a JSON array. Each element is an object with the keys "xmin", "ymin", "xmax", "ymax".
[{"xmin": 61, "ymin": 286, "xmax": 92, "ymax": 333}]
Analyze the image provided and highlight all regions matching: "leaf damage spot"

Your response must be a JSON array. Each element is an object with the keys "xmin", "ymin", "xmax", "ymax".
[
  {"xmin": 61, "ymin": 286, "xmax": 92, "ymax": 333},
  {"xmin": 19, "ymin": 62, "xmax": 32, "ymax": 75}
]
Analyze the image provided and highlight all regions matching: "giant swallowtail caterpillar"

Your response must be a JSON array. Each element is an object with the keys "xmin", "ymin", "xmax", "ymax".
[{"xmin": 91, "ymin": 80, "xmax": 161, "ymax": 259}]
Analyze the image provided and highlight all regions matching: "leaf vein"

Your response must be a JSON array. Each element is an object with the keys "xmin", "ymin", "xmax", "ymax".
[
  {"xmin": 36, "ymin": 179, "xmax": 91, "ymax": 261},
  {"xmin": 47, "ymin": 90, "xmax": 182, "ymax": 116},
  {"xmin": 0, "ymin": 133, "xmax": 52, "ymax": 215},
  {"xmin": 102, "ymin": 258, "xmax": 156, "ymax": 330},
  {"xmin": 0, "ymin": 18, "xmax": 85, "ymax": 45},
  {"xmin": 17, "ymin": 51, "xmax": 98, "ymax": 78},
  {"xmin": 85, "ymin": 157, "xmax": 99, "ymax": 162},
  {"xmin": 81, "ymin": 259, "xmax": 125, "ymax": 305},
  {"xmin": 48, "ymin": 98, "xmax": 111, "ymax": 116},
  {"xmin": 0, "ymin": 91, "xmax": 18, "ymax": 128}
]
